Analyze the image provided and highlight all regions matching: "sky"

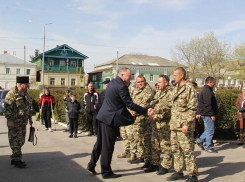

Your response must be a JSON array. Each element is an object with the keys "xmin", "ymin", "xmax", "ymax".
[{"xmin": 1, "ymin": 0, "xmax": 245, "ymax": 74}]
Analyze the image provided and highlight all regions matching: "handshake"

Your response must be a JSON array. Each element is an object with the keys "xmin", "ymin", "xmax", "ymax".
[{"xmin": 147, "ymin": 108, "xmax": 155, "ymax": 116}]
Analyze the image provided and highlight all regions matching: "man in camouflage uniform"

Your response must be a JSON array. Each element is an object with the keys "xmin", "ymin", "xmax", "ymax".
[
  {"xmin": 5, "ymin": 76, "xmax": 33, "ymax": 168},
  {"xmin": 144, "ymin": 75, "xmax": 173, "ymax": 175},
  {"xmin": 117, "ymin": 82, "xmax": 135, "ymax": 158},
  {"xmin": 166, "ymin": 67, "xmax": 198, "ymax": 182},
  {"xmin": 127, "ymin": 75, "xmax": 154, "ymax": 165}
]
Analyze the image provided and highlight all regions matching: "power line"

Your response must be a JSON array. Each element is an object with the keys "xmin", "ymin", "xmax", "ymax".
[{"xmin": 0, "ymin": 36, "xmax": 170, "ymax": 50}]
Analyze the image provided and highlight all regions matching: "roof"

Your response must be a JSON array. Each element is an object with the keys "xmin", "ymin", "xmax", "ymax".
[
  {"xmin": 88, "ymin": 68, "xmax": 111, "ymax": 74},
  {"xmin": 39, "ymin": 44, "xmax": 89, "ymax": 59},
  {"xmin": 0, "ymin": 53, "xmax": 36, "ymax": 65},
  {"xmin": 95, "ymin": 54, "xmax": 177, "ymax": 68}
]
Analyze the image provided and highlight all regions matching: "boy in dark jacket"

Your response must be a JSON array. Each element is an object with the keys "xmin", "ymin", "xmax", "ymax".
[{"xmin": 66, "ymin": 94, "xmax": 82, "ymax": 138}]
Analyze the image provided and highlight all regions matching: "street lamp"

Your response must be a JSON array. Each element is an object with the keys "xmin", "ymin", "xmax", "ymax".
[{"xmin": 29, "ymin": 20, "xmax": 52, "ymax": 90}]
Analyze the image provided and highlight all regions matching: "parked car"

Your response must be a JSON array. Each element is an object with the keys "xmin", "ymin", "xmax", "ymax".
[{"xmin": 0, "ymin": 89, "xmax": 10, "ymax": 115}]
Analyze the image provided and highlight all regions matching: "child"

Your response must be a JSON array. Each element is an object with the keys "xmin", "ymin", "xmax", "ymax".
[{"xmin": 66, "ymin": 94, "xmax": 82, "ymax": 138}]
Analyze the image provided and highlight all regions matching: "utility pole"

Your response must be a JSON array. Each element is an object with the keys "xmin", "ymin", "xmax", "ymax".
[
  {"xmin": 116, "ymin": 51, "xmax": 119, "ymax": 77},
  {"xmin": 67, "ymin": 59, "xmax": 69, "ymax": 88}
]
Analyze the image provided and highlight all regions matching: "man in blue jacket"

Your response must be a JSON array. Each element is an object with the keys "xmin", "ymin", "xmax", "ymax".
[{"xmin": 87, "ymin": 67, "xmax": 154, "ymax": 179}]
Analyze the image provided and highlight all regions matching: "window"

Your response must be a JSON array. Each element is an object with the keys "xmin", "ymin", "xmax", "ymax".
[
  {"xmin": 150, "ymin": 74, "xmax": 154, "ymax": 82},
  {"xmin": 71, "ymin": 79, "xmax": 76, "ymax": 86},
  {"xmin": 49, "ymin": 60, "xmax": 54, "ymax": 66},
  {"xmin": 228, "ymin": 79, "xmax": 231, "ymax": 85},
  {"xmin": 70, "ymin": 61, "xmax": 76, "ymax": 67},
  {"xmin": 92, "ymin": 75, "xmax": 97, "ymax": 81},
  {"xmin": 61, "ymin": 78, "xmax": 65, "ymax": 85},
  {"xmin": 26, "ymin": 69, "xmax": 30, "ymax": 75},
  {"xmin": 201, "ymin": 79, "xmax": 205, "ymax": 85},
  {"xmin": 131, "ymin": 74, "xmax": 135, "ymax": 80},
  {"xmin": 60, "ymin": 60, "xmax": 65, "ymax": 66},
  {"xmin": 6, "ymin": 68, "xmax": 10, "ymax": 74},
  {"xmin": 16, "ymin": 68, "xmax": 20, "ymax": 75},
  {"xmin": 234, "ymin": 79, "xmax": 237, "ymax": 86},
  {"xmin": 50, "ymin": 78, "xmax": 55, "ymax": 85}
]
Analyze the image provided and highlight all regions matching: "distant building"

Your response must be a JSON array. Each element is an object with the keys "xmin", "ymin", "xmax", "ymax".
[
  {"xmin": 88, "ymin": 54, "xmax": 177, "ymax": 89},
  {"xmin": 0, "ymin": 51, "xmax": 36, "ymax": 89},
  {"xmin": 31, "ymin": 44, "xmax": 88, "ymax": 89}
]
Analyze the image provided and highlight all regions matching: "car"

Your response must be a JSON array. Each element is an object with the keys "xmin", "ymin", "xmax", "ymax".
[{"xmin": 0, "ymin": 89, "xmax": 10, "ymax": 115}]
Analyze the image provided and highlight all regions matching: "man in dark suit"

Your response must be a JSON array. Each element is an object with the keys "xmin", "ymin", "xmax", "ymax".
[{"xmin": 87, "ymin": 67, "xmax": 154, "ymax": 179}]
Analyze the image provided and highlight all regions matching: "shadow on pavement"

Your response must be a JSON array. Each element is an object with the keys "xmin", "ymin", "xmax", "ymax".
[{"xmin": 0, "ymin": 152, "xmax": 102, "ymax": 182}]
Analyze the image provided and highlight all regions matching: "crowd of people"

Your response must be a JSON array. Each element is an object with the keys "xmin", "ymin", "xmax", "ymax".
[{"xmin": 4, "ymin": 66, "xmax": 243, "ymax": 182}]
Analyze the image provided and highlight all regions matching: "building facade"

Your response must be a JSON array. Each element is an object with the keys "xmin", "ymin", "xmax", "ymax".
[
  {"xmin": 88, "ymin": 54, "xmax": 176, "ymax": 89},
  {"xmin": 32, "ymin": 44, "xmax": 88, "ymax": 89},
  {"xmin": 0, "ymin": 52, "xmax": 36, "ymax": 89}
]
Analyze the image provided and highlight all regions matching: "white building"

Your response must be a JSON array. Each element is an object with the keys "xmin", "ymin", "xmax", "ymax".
[{"xmin": 0, "ymin": 52, "xmax": 36, "ymax": 89}]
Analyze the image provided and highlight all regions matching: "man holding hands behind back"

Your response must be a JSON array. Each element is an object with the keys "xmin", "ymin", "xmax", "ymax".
[{"xmin": 87, "ymin": 67, "xmax": 155, "ymax": 179}]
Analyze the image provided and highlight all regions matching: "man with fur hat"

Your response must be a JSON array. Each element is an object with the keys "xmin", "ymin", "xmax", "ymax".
[{"xmin": 5, "ymin": 76, "xmax": 33, "ymax": 168}]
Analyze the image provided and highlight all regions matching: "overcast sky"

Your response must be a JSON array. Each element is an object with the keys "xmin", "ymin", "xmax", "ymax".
[{"xmin": 1, "ymin": 0, "xmax": 245, "ymax": 73}]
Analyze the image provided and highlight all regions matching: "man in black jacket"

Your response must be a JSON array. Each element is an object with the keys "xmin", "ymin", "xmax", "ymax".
[
  {"xmin": 96, "ymin": 80, "xmax": 110, "ymax": 111},
  {"xmin": 83, "ymin": 83, "xmax": 99, "ymax": 136},
  {"xmin": 196, "ymin": 76, "xmax": 218, "ymax": 153}
]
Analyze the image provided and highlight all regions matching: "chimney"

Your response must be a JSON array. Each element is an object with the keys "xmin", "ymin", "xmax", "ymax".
[
  {"xmin": 4, "ymin": 50, "xmax": 7, "ymax": 54},
  {"xmin": 56, "ymin": 45, "xmax": 59, "ymax": 47}
]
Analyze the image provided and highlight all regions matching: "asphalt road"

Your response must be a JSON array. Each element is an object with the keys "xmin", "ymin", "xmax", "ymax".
[{"xmin": 0, "ymin": 116, "xmax": 245, "ymax": 182}]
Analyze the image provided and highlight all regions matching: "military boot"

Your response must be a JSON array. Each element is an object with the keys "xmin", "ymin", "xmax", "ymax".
[
  {"xmin": 185, "ymin": 176, "xmax": 198, "ymax": 182},
  {"xmin": 166, "ymin": 172, "xmax": 184, "ymax": 181},
  {"xmin": 117, "ymin": 151, "xmax": 130, "ymax": 158},
  {"xmin": 144, "ymin": 164, "xmax": 159, "ymax": 173},
  {"xmin": 14, "ymin": 161, "xmax": 26, "ymax": 168},
  {"xmin": 127, "ymin": 153, "xmax": 136, "ymax": 162},
  {"xmin": 156, "ymin": 165, "xmax": 168, "ymax": 175},
  {"xmin": 11, "ymin": 160, "xmax": 26, "ymax": 166},
  {"xmin": 141, "ymin": 160, "xmax": 151, "ymax": 169}
]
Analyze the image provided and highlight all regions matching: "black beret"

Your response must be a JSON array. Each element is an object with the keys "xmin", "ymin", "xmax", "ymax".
[
  {"xmin": 16, "ymin": 76, "xmax": 29, "ymax": 83},
  {"xmin": 192, "ymin": 82, "xmax": 198, "ymax": 86}
]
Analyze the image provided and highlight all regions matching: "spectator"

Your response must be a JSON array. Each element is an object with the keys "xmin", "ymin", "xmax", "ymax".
[
  {"xmin": 39, "ymin": 91, "xmax": 44, "ymax": 125},
  {"xmin": 83, "ymin": 83, "xmax": 99, "ymax": 136},
  {"xmin": 63, "ymin": 89, "xmax": 72, "ymax": 132},
  {"xmin": 235, "ymin": 86, "xmax": 245, "ymax": 145},
  {"xmin": 192, "ymin": 82, "xmax": 200, "ymax": 139},
  {"xmin": 66, "ymin": 94, "xmax": 82, "ymax": 138},
  {"xmin": 196, "ymin": 77, "xmax": 218, "ymax": 153},
  {"xmin": 38, "ymin": 88, "xmax": 55, "ymax": 132}
]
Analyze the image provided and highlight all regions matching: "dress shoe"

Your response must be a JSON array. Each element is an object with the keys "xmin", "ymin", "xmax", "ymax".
[
  {"xmin": 86, "ymin": 166, "xmax": 97, "ymax": 174},
  {"xmin": 102, "ymin": 173, "xmax": 122, "ymax": 179},
  {"xmin": 74, "ymin": 134, "xmax": 78, "ymax": 138},
  {"xmin": 117, "ymin": 151, "xmax": 130, "ymax": 158},
  {"xmin": 157, "ymin": 165, "xmax": 168, "ymax": 175},
  {"xmin": 144, "ymin": 164, "xmax": 159, "ymax": 173},
  {"xmin": 141, "ymin": 160, "xmax": 151, "ymax": 169},
  {"xmin": 185, "ymin": 176, "xmax": 198, "ymax": 182},
  {"xmin": 69, "ymin": 134, "xmax": 73, "ymax": 138},
  {"xmin": 167, "ymin": 172, "xmax": 184, "ymax": 181}
]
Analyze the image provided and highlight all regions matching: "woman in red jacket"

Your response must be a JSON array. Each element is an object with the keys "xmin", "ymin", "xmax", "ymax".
[{"xmin": 38, "ymin": 88, "xmax": 55, "ymax": 132}]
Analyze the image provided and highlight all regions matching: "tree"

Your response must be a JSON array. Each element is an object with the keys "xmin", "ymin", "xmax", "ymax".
[
  {"xmin": 229, "ymin": 42, "xmax": 245, "ymax": 81},
  {"xmin": 29, "ymin": 49, "xmax": 40, "ymax": 61},
  {"xmin": 171, "ymin": 32, "xmax": 231, "ymax": 83}
]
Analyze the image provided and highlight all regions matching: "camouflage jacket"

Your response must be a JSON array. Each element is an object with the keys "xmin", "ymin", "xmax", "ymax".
[
  {"xmin": 128, "ymin": 82, "xmax": 135, "ymax": 96},
  {"xmin": 150, "ymin": 86, "xmax": 173, "ymax": 128},
  {"xmin": 168, "ymin": 81, "xmax": 197, "ymax": 131},
  {"xmin": 131, "ymin": 83, "xmax": 154, "ymax": 119},
  {"xmin": 5, "ymin": 86, "xmax": 31, "ymax": 126}
]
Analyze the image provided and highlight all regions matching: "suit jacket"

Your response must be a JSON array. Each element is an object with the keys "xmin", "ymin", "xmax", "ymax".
[{"xmin": 96, "ymin": 76, "xmax": 148, "ymax": 127}]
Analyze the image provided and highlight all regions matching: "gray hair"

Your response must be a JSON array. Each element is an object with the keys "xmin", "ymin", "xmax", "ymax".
[{"xmin": 118, "ymin": 67, "xmax": 130, "ymax": 76}]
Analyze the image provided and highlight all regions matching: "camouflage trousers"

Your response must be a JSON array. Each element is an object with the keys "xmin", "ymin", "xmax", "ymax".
[
  {"xmin": 151, "ymin": 124, "xmax": 172, "ymax": 169},
  {"xmin": 130, "ymin": 117, "xmax": 152, "ymax": 161},
  {"xmin": 171, "ymin": 130, "xmax": 198, "ymax": 176},
  {"xmin": 120, "ymin": 125, "xmax": 133, "ymax": 152},
  {"xmin": 8, "ymin": 125, "xmax": 26, "ymax": 160}
]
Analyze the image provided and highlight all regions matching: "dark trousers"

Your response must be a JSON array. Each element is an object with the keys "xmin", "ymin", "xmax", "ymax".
[
  {"xmin": 42, "ymin": 107, "xmax": 51, "ymax": 128},
  {"xmin": 87, "ymin": 112, "xmax": 98, "ymax": 135},
  {"xmin": 88, "ymin": 120, "xmax": 119, "ymax": 177},
  {"xmin": 69, "ymin": 118, "xmax": 78, "ymax": 135}
]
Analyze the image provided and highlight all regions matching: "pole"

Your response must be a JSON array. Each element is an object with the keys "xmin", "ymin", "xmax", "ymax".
[
  {"xmin": 67, "ymin": 59, "xmax": 69, "ymax": 88},
  {"xmin": 116, "ymin": 51, "xmax": 119, "ymax": 77},
  {"xmin": 24, "ymin": 46, "xmax": 26, "ymax": 76},
  {"xmin": 42, "ymin": 25, "xmax": 45, "ymax": 90}
]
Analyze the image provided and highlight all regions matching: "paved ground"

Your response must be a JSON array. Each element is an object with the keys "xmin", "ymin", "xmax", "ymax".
[{"xmin": 1, "ymin": 115, "xmax": 245, "ymax": 182}]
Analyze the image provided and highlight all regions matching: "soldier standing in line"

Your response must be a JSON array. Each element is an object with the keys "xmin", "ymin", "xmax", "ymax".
[
  {"xmin": 117, "ymin": 82, "xmax": 135, "ymax": 158},
  {"xmin": 144, "ymin": 75, "xmax": 173, "ymax": 175},
  {"xmin": 5, "ymin": 76, "xmax": 33, "ymax": 168},
  {"xmin": 166, "ymin": 67, "xmax": 198, "ymax": 182},
  {"xmin": 127, "ymin": 75, "xmax": 154, "ymax": 165}
]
